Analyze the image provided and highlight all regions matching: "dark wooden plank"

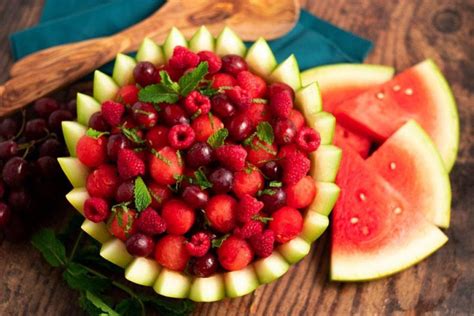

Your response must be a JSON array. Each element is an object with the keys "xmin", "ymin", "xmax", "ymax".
[{"xmin": 0, "ymin": 1, "xmax": 473, "ymax": 315}]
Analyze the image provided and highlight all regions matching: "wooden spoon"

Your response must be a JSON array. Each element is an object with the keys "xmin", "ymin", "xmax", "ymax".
[{"xmin": 0, "ymin": 0, "xmax": 299, "ymax": 116}]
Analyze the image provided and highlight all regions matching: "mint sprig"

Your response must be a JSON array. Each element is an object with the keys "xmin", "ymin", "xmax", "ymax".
[
  {"xmin": 256, "ymin": 121, "xmax": 274, "ymax": 144},
  {"xmin": 134, "ymin": 176, "xmax": 151, "ymax": 212},
  {"xmin": 178, "ymin": 62, "xmax": 209, "ymax": 96},
  {"xmin": 212, "ymin": 234, "xmax": 230, "ymax": 248},
  {"xmin": 192, "ymin": 168, "xmax": 213, "ymax": 190},
  {"xmin": 207, "ymin": 128, "xmax": 228, "ymax": 148},
  {"xmin": 86, "ymin": 128, "xmax": 109, "ymax": 139}
]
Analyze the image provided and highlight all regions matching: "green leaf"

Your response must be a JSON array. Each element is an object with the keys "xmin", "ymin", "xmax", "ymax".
[
  {"xmin": 151, "ymin": 148, "xmax": 172, "ymax": 166},
  {"xmin": 253, "ymin": 215, "xmax": 273, "ymax": 224},
  {"xmin": 212, "ymin": 234, "xmax": 230, "ymax": 248},
  {"xmin": 269, "ymin": 181, "xmax": 282, "ymax": 188},
  {"xmin": 193, "ymin": 168, "xmax": 213, "ymax": 190},
  {"xmin": 31, "ymin": 229, "xmax": 67, "ymax": 267},
  {"xmin": 63, "ymin": 262, "xmax": 111, "ymax": 294},
  {"xmin": 179, "ymin": 62, "xmax": 209, "ymax": 96},
  {"xmin": 116, "ymin": 298, "xmax": 143, "ymax": 316},
  {"xmin": 140, "ymin": 295, "xmax": 195, "ymax": 316},
  {"xmin": 256, "ymin": 121, "xmax": 274, "ymax": 144},
  {"xmin": 207, "ymin": 128, "xmax": 228, "ymax": 148},
  {"xmin": 139, "ymin": 84, "xmax": 180, "ymax": 104},
  {"xmin": 86, "ymin": 128, "xmax": 109, "ymax": 139},
  {"xmin": 134, "ymin": 176, "xmax": 151, "ymax": 212},
  {"xmin": 81, "ymin": 291, "xmax": 119, "ymax": 316},
  {"xmin": 199, "ymin": 87, "xmax": 220, "ymax": 97},
  {"xmin": 258, "ymin": 188, "xmax": 276, "ymax": 196},
  {"xmin": 120, "ymin": 126, "xmax": 145, "ymax": 144},
  {"xmin": 160, "ymin": 71, "xmax": 180, "ymax": 93}
]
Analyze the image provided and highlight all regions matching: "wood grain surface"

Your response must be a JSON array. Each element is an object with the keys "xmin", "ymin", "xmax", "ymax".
[{"xmin": 1, "ymin": 0, "xmax": 473, "ymax": 315}]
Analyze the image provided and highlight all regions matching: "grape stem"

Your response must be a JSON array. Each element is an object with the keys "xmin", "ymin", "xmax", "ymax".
[{"xmin": 13, "ymin": 110, "xmax": 27, "ymax": 140}]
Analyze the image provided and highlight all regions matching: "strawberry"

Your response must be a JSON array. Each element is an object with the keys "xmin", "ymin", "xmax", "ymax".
[
  {"xmin": 215, "ymin": 144, "xmax": 247, "ymax": 172},
  {"xmin": 296, "ymin": 127, "xmax": 321, "ymax": 153},
  {"xmin": 249, "ymin": 229, "xmax": 275, "ymax": 258},
  {"xmin": 161, "ymin": 199, "xmax": 195, "ymax": 235},
  {"xmin": 289, "ymin": 109, "xmax": 305, "ymax": 131},
  {"xmin": 234, "ymin": 220, "xmax": 264, "ymax": 239},
  {"xmin": 135, "ymin": 207, "xmax": 167, "ymax": 235},
  {"xmin": 191, "ymin": 114, "xmax": 224, "ymax": 142},
  {"xmin": 197, "ymin": 51, "xmax": 222, "ymax": 74},
  {"xmin": 237, "ymin": 194, "xmax": 264, "ymax": 223},
  {"xmin": 243, "ymin": 102, "xmax": 271, "ymax": 127},
  {"xmin": 285, "ymin": 175, "xmax": 316, "ymax": 209},
  {"xmin": 267, "ymin": 82, "xmax": 295, "ymax": 101},
  {"xmin": 108, "ymin": 208, "xmax": 137, "ymax": 241},
  {"xmin": 86, "ymin": 164, "xmax": 120, "ymax": 199},
  {"xmin": 168, "ymin": 46, "xmax": 200, "ymax": 70},
  {"xmin": 217, "ymin": 236, "xmax": 254, "ymax": 271},
  {"xmin": 205, "ymin": 194, "xmax": 237, "ymax": 233},
  {"xmin": 148, "ymin": 146, "xmax": 184, "ymax": 185},
  {"xmin": 116, "ymin": 85, "xmax": 139, "ymax": 105},
  {"xmin": 146, "ymin": 125, "xmax": 169, "ymax": 150},
  {"xmin": 117, "ymin": 148, "xmax": 145, "ymax": 180},
  {"xmin": 186, "ymin": 232, "xmax": 211, "ymax": 257},
  {"xmin": 280, "ymin": 149, "xmax": 310, "ymax": 185},
  {"xmin": 211, "ymin": 73, "xmax": 237, "ymax": 89},
  {"xmin": 269, "ymin": 89, "xmax": 293, "ymax": 118},
  {"xmin": 236, "ymin": 71, "xmax": 267, "ymax": 98},
  {"xmin": 101, "ymin": 100, "xmax": 125, "ymax": 126},
  {"xmin": 232, "ymin": 167, "xmax": 264, "ymax": 198},
  {"xmin": 246, "ymin": 137, "xmax": 277, "ymax": 167},
  {"xmin": 76, "ymin": 135, "xmax": 107, "ymax": 168},
  {"xmin": 154, "ymin": 235, "xmax": 190, "ymax": 271},
  {"xmin": 147, "ymin": 181, "xmax": 172, "ymax": 208},
  {"xmin": 269, "ymin": 206, "xmax": 303, "ymax": 243},
  {"xmin": 83, "ymin": 197, "xmax": 110, "ymax": 223}
]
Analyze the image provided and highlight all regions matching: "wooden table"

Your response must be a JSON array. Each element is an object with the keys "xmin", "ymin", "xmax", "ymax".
[{"xmin": 1, "ymin": 0, "xmax": 473, "ymax": 315}]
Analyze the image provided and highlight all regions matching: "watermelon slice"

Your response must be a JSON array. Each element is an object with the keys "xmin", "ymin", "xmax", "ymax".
[
  {"xmin": 331, "ymin": 146, "xmax": 448, "ymax": 281},
  {"xmin": 333, "ymin": 60, "xmax": 459, "ymax": 171}
]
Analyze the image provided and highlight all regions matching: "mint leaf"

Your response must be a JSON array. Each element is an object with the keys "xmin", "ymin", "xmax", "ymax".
[
  {"xmin": 134, "ymin": 176, "xmax": 151, "ymax": 212},
  {"xmin": 199, "ymin": 87, "xmax": 220, "ymax": 97},
  {"xmin": 253, "ymin": 215, "xmax": 273, "ymax": 224},
  {"xmin": 86, "ymin": 128, "xmax": 109, "ymax": 139},
  {"xmin": 151, "ymin": 148, "xmax": 172, "ymax": 166},
  {"xmin": 139, "ymin": 84, "xmax": 179, "ymax": 104},
  {"xmin": 120, "ymin": 126, "xmax": 145, "ymax": 144},
  {"xmin": 116, "ymin": 298, "xmax": 143, "ymax": 316},
  {"xmin": 269, "ymin": 181, "xmax": 282, "ymax": 188},
  {"xmin": 63, "ymin": 262, "xmax": 111, "ymax": 294},
  {"xmin": 139, "ymin": 295, "xmax": 195, "ymax": 316},
  {"xmin": 159, "ymin": 71, "xmax": 180, "ymax": 93},
  {"xmin": 212, "ymin": 234, "xmax": 230, "ymax": 248},
  {"xmin": 193, "ymin": 168, "xmax": 213, "ymax": 190},
  {"xmin": 82, "ymin": 291, "xmax": 119, "ymax": 316},
  {"xmin": 256, "ymin": 121, "xmax": 274, "ymax": 144},
  {"xmin": 31, "ymin": 229, "xmax": 67, "ymax": 267},
  {"xmin": 258, "ymin": 188, "xmax": 276, "ymax": 196},
  {"xmin": 207, "ymin": 128, "xmax": 228, "ymax": 148},
  {"xmin": 179, "ymin": 62, "xmax": 209, "ymax": 96}
]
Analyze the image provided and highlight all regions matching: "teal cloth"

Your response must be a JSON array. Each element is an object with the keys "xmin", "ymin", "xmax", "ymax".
[{"xmin": 10, "ymin": 0, "xmax": 372, "ymax": 72}]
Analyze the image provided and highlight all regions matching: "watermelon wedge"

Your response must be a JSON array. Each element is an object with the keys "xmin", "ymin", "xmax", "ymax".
[
  {"xmin": 333, "ymin": 60, "xmax": 459, "ymax": 171},
  {"xmin": 331, "ymin": 146, "xmax": 448, "ymax": 281},
  {"xmin": 367, "ymin": 121, "xmax": 451, "ymax": 228}
]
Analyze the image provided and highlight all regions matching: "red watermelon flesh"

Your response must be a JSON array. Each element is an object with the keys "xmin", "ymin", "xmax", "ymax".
[
  {"xmin": 333, "ymin": 60, "xmax": 459, "ymax": 171},
  {"xmin": 334, "ymin": 124, "xmax": 372, "ymax": 158},
  {"xmin": 331, "ymin": 147, "xmax": 448, "ymax": 281}
]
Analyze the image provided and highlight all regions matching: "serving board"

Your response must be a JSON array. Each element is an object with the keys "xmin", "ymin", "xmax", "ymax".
[{"xmin": 0, "ymin": 0, "xmax": 473, "ymax": 314}]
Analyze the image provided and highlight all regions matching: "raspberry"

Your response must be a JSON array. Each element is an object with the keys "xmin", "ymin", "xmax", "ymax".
[
  {"xmin": 161, "ymin": 199, "xmax": 195, "ymax": 235},
  {"xmin": 243, "ymin": 102, "xmax": 271, "ymax": 127},
  {"xmin": 148, "ymin": 181, "xmax": 172, "ymax": 208},
  {"xmin": 268, "ymin": 82, "xmax": 295, "ymax": 101},
  {"xmin": 249, "ymin": 229, "xmax": 275, "ymax": 258},
  {"xmin": 135, "ymin": 207, "xmax": 167, "ymax": 235},
  {"xmin": 211, "ymin": 73, "xmax": 237, "ymax": 89},
  {"xmin": 269, "ymin": 89, "xmax": 293, "ymax": 118},
  {"xmin": 83, "ymin": 197, "xmax": 110, "ymax": 223},
  {"xmin": 76, "ymin": 135, "xmax": 107, "ymax": 168},
  {"xmin": 117, "ymin": 148, "xmax": 145, "ymax": 180},
  {"xmin": 146, "ymin": 125, "xmax": 169, "ymax": 150},
  {"xmin": 237, "ymin": 194, "xmax": 264, "ymax": 223},
  {"xmin": 217, "ymin": 236, "xmax": 253, "ymax": 271},
  {"xmin": 197, "ymin": 51, "xmax": 222, "ymax": 74},
  {"xmin": 285, "ymin": 175, "xmax": 317, "ymax": 209},
  {"xmin": 296, "ymin": 127, "xmax": 321, "ymax": 153},
  {"xmin": 186, "ymin": 232, "xmax": 211, "ymax": 257},
  {"xmin": 215, "ymin": 145, "xmax": 247, "ymax": 172},
  {"xmin": 169, "ymin": 46, "xmax": 200, "ymax": 71},
  {"xmin": 86, "ymin": 164, "xmax": 119, "ymax": 199},
  {"xmin": 234, "ymin": 220, "xmax": 264, "ymax": 239},
  {"xmin": 245, "ymin": 137, "xmax": 277, "ymax": 167},
  {"xmin": 269, "ymin": 206, "xmax": 303, "ymax": 243},
  {"xmin": 205, "ymin": 194, "xmax": 237, "ymax": 233},
  {"xmin": 155, "ymin": 235, "xmax": 190, "ymax": 271},
  {"xmin": 183, "ymin": 91, "xmax": 211, "ymax": 116},
  {"xmin": 289, "ymin": 109, "xmax": 305, "ymax": 131},
  {"xmin": 116, "ymin": 85, "xmax": 139, "ymax": 105},
  {"xmin": 108, "ymin": 209, "xmax": 137, "ymax": 241},
  {"xmin": 232, "ymin": 167, "xmax": 264, "ymax": 198},
  {"xmin": 236, "ymin": 71, "xmax": 267, "ymax": 98},
  {"xmin": 148, "ymin": 146, "xmax": 184, "ymax": 185},
  {"xmin": 101, "ymin": 100, "xmax": 125, "ymax": 126},
  {"xmin": 281, "ymin": 149, "xmax": 310, "ymax": 185},
  {"xmin": 225, "ymin": 86, "xmax": 252, "ymax": 111},
  {"xmin": 191, "ymin": 114, "xmax": 224, "ymax": 142},
  {"xmin": 168, "ymin": 124, "xmax": 196, "ymax": 150},
  {"xmin": 160, "ymin": 64, "xmax": 183, "ymax": 82},
  {"xmin": 277, "ymin": 144, "xmax": 299, "ymax": 160}
]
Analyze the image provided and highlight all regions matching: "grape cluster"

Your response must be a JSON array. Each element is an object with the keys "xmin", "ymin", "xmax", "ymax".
[{"xmin": 0, "ymin": 97, "xmax": 75, "ymax": 242}]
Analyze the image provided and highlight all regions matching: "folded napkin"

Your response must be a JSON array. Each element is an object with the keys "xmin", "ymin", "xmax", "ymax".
[{"xmin": 10, "ymin": 0, "xmax": 372, "ymax": 71}]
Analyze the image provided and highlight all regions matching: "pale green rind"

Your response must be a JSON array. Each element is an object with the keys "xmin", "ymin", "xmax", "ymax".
[
  {"xmin": 62, "ymin": 121, "xmax": 87, "ymax": 157},
  {"xmin": 307, "ymin": 182, "xmax": 340, "ymax": 216},
  {"xmin": 81, "ymin": 219, "xmax": 113, "ymax": 244},
  {"xmin": 301, "ymin": 211, "xmax": 329, "ymax": 243},
  {"xmin": 215, "ymin": 27, "xmax": 247, "ymax": 57},
  {"xmin": 189, "ymin": 275, "xmax": 225, "ymax": 302},
  {"xmin": 301, "ymin": 64, "xmax": 395, "ymax": 90},
  {"xmin": 224, "ymin": 266, "xmax": 259, "ymax": 298},
  {"xmin": 136, "ymin": 38, "xmax": 165, "ymax": 65},
  {"xmin": 125, "ymin": 258, "xmax": 161, "ymax": 286},
  {"xmin": 93, "ymin": 70, "xmax": 119, "ymax": 103},
  {"xmin": 253, "ymin": 252, "xmax": 289, "ymax": 284},
  {"xmin": 77, "ymin": 93, "xmax": 101, "ymax": 126},
  {"xmin": 153, "ymin": 269, "xmax": 191, "ymax": 298},
  {"xmin": 100, "ymin": 238, "xmax": 133, "ymax": 268},
  {"xmin": 269, "ymin": 54, "xmax": 301, "ymax": 91},
  {"xmin": 112, "ymin": 53, "xmax": 136, "ymax": 87},
  {"xmin": 278, "ymin": 237, "xmax": 311, "ymax": 264},
  {"xmin": 163, "ymin": 27, "xmax": 188, "ymax": 62},
  {"xmin": 309, "ymin": 145, "xmax": 342, "ymax": 182},
  {"xmin": 58, "ymin": 157, "xmax": 89, "ymax": 188},
  {"xmin": 65, "ymin": 187, "xmax": 89, "ymax": 215},
  {"xmin": 189, "ymin": 26, "xmax": 215, "ymax": 53},
  {"xmin": 307, "ymin": 112, "xmax": 336, "ymax": 145},
  {"xmin": 245, "ymin": 37, "xmax": 277, "ymax": 78},
  {"xmin": 295, "ymin": 82, "xmax": 323, "ymax": 120}
]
